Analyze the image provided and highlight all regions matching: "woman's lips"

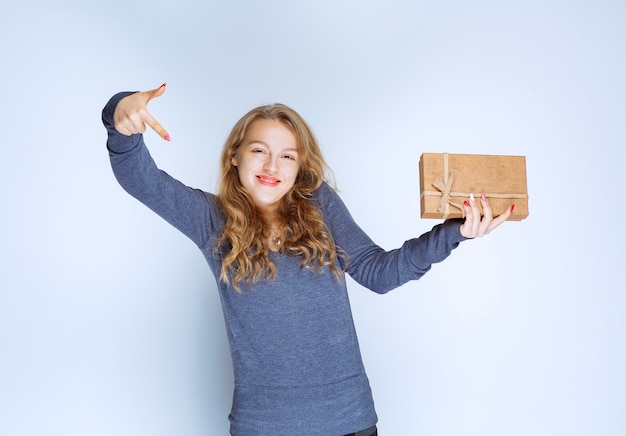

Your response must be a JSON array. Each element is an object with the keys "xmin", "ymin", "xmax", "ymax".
[{"xmin": 256, "ymin": 175, "xmax": 280, "ymax": 186}]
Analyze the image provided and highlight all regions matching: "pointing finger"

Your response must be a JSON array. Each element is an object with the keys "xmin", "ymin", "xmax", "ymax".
[
  {"xmin": 143, "ymin": 83, "xmax": 170, "ymax": 141},
  {"xmin": 145, "ymin": 112, "xmax": 170, "ymax": 141}
]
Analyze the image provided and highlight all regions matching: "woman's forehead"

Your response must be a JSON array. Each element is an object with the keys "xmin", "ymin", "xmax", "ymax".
[{"xmin": 244, "ymin": 119, "xmax": 299, "ymax": 150}]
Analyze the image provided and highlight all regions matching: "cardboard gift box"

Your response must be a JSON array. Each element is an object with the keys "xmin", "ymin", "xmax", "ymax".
[{"xmin": 419, "ymin": 153, "xmax": 529, "ymax": 221}]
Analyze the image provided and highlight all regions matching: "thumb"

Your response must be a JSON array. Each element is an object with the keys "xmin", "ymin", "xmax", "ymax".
[{"xmin": 146, "ymin": 82, "xmax": 167, "ymax": 103}]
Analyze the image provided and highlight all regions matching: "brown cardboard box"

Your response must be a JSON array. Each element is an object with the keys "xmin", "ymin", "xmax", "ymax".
[{"xmin": 419, "ymin": 153, "xmax": 529, "ymax": 221}]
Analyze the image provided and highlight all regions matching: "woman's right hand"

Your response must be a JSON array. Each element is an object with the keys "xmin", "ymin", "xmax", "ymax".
[{"xmin": 113, "ymin": 83, "xmax": 170, "ymax": 141}]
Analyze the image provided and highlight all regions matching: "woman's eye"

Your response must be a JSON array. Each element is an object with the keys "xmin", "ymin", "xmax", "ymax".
[{"xmin": 282, "ymin": 155, "xmax": 296, "ymax": 161}]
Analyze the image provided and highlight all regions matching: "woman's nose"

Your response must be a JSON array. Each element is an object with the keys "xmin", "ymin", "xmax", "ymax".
[{"xmin": 263, "ymin": 155, "xmax": 278, "ymax": 173}]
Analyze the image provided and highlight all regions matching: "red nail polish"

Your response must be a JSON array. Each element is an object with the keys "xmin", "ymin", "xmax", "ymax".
[
  {"xmin": 464, "ymin": 200, "xmax": 470, "ymax": 207},
  {"xmin": 160, "ymin": 82, "xmax": 167, "ymax": 88},
  {"xmin": 164, "ymin": 134, "xmax": 171, "ymax": 141},
  {"xmin": 510, "ymin": 204, "xmax": 515, "ymax": 213},
  {"xmin": 481, "ymin": 194, "xmax": 486, "ymax": 202}
]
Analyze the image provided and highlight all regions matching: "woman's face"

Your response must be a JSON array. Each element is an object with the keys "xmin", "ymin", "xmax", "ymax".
[{"xmin": 232, "ymin": 119, "xmax": 300, "ymax": 216}]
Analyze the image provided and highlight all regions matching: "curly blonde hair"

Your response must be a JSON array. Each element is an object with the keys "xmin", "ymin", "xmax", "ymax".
[{"xmin": 215, "ymin": 103, "xmax": 344, "ymax": 291}]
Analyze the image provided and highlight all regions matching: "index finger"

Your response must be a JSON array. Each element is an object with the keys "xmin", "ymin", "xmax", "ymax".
[{"xmin": 145, "ymin": 113, "xmax": 170, "ymax": 141}]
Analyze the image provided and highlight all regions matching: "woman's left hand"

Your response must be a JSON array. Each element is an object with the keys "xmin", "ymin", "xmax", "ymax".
[{"xmin": 459, "ymin": 194, "xmax": 513, "ymax": 238}]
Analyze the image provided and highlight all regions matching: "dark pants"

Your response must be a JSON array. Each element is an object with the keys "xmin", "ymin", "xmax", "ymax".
[{"xmin": 344, "ymin": 425, "xmax": 378, "ymax": 436}]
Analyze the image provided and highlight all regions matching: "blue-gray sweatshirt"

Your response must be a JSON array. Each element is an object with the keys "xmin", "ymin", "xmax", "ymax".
[{"xmin": 102, "ymin": 92, "xmax": 467, "ymax": 435}]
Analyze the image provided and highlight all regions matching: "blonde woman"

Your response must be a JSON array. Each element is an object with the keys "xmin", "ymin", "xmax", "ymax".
[{"xmin": 103, "ymin": 84, "xmax": 511, "ymax": 436}]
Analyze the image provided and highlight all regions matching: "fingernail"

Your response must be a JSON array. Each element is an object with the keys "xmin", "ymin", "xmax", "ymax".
[
  {"xmin": 464, "ymin": 200, "xmax": 470, "ymax": 207},
  {"xmin": 164, "ymin": 134, "xmax": 171, "ymax": 141},
  {"xmin": 510, "ymin": 204, "xmax": 515, "ymax": 213},
  {"xmin": 481, "ymin": 194, "xmax": 486, "ymax": 202},
  {"xmin": 160, "ymin": 82, "xmax": 167, "ymax": 88},
  {"xmin": 470, "ymin": 193, "xmax": 475, "ymax": 202}
]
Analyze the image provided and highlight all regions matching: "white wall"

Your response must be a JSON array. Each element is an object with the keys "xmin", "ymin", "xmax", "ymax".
[{"xmin": 1, "ymin": 1, "xmax": 624, "ymax": 435}]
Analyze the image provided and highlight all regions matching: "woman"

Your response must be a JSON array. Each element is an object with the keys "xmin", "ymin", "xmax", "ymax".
[{"xmin": 103, "ymin": 84, "xmax": 511, "ymax": 435}]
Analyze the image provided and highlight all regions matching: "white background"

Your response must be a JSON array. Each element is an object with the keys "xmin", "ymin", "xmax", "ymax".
[{"xmin": 1, "ymin": 1, "xmax": 624, "ymax": 435}]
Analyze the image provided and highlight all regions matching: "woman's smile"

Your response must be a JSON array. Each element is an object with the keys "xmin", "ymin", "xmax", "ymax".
[{"xmin": 257, "ymin": 175, "xmax": 281, "ymax": 186}]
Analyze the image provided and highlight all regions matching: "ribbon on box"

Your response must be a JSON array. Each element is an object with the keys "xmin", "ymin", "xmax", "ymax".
[
  {"xmin": 421, "ymin": 153, "xmax": 528, "ymax": 218},
  {"xmin": 431, "ymin": 167, "xmax": 463, "ymax": 218}
]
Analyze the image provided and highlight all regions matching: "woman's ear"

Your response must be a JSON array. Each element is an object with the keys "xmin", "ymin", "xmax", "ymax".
[{"xmin": 231, "ymin": 155, "xmax": 238, "ymax": 167}]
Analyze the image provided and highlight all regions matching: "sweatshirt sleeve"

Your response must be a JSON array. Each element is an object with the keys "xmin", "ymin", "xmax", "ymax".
[
  {"xmin": 102, "ymin": 92, "xmax": 218, "ymax": 249},
  {"xmin": 317, "ymin": 183, "xmax": 467, "ymax": 294}
]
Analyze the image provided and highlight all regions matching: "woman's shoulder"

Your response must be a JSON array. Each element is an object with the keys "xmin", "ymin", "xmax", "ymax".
[
  {"xmin": 314, "ymin": 181, "xmax": 338, "ymax": 198},
  {"xmin": 311, "ymin": 181, "xmax": 340, "ymax": 207},
  {"xmin": 311, "ymin": 181, "xmax": 351, "ymax": 220}
]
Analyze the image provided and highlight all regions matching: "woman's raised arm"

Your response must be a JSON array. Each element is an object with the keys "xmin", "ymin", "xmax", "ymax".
[{"xmin": 102, "ymin": 85, "xmax": 218, "ymax": 249}]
